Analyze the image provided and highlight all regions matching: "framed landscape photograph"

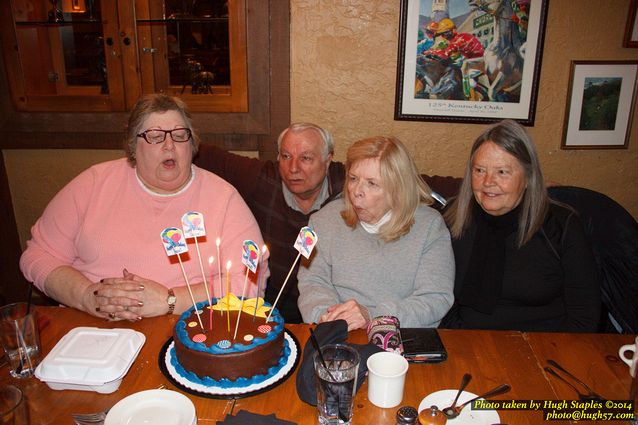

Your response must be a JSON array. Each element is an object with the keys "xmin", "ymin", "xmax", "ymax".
[
  {"xmin": 562, "ymin": 61, "xmax": 638, "ymax": 149},
  {"xmin": 394, "ymin": 0, "xmax": 548, "ymax": 125}
]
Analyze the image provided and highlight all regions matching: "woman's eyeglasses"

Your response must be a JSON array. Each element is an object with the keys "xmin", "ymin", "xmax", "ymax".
[{"xmin": 137, "ymin": 128, "xmax": 192, "ymax": 144}]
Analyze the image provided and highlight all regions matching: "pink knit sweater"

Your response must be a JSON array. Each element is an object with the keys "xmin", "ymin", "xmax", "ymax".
[{"xmin": 20, "ymin": 158, "xmax": 268, "ymax": 298}]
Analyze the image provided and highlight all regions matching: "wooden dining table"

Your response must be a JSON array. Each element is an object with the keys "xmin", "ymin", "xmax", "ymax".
[{"xmin": 0, "ymin": 306, "xmax": 635, "ymax": 424}]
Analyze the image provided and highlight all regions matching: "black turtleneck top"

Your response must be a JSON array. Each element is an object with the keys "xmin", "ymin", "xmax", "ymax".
[{"xmin": 442, "ymin": 202, "xmax": 601, "ymax": 332}]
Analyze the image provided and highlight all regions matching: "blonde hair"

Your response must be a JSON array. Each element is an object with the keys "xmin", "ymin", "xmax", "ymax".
[
  {"xmin": 444, "ymin": 120, "xmax": 549, "ymax": 247},
  {"xmin": 341, "ymin": 136, "xmax": 433, "ymax": 242}
]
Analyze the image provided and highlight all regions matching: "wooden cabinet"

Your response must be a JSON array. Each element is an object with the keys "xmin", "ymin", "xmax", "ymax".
[
  {"xmin": 0, "ymin": 1, "xmax": 289, "ymax": 305},
  {"xmin": 1, "ymin": 0, "xmax": 248, "ymax": 113}
]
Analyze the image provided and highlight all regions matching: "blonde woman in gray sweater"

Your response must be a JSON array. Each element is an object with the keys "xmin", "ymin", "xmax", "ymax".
[{"xmin": 297, "ymin": 136, "xmax": 455, "ymax": 331}]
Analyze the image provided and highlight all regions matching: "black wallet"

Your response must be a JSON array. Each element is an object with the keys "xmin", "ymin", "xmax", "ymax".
[{"xmin": 400, "ymin": 328, "xmax": 447, "ymax": 363}]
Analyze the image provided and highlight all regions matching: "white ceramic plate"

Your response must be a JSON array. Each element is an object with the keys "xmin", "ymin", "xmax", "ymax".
[
  {"xmin": 418, "ymin": 389, "xmax": 500, "ymax": 425},
  {"xmin": 104, "ymin": 389, "xmax": 196, "ymax": 425}
]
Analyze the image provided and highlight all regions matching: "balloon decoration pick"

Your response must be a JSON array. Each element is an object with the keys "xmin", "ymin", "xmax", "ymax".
[
  {"xmin": 208, "ymin": 256, "xmax": 215, "ymax": 331},
  {"xmin": 253, "ymin": 245, "xmax": 268, "ymax": 321},
  {"xmin": 160, "ymin": 227, "xmax": 204, "ymax": 331},
  {"xmin": 234, "ymin": 241, "xmax": 259, "ymax": 339},
  {"xmin": 242, "ymin": 240, "xmax": 260, "ymax": 274},
  {"xmin": 181, "ymin": 211, "xmax": 212, "ymax": 309},
  {"xmin": 216, "ymin": 237, "xmax": 223, "ymax": 316},
  {"xmin": 225, "ymin": 260, "xmax": 231, "ymax": 332},
  {"xmin": 294, "ymin": 226, "xmax": 319, "ymax": 259},
  {"xmin": 266, "ymin": 226, "xmax": 318, "ymax": 322}
]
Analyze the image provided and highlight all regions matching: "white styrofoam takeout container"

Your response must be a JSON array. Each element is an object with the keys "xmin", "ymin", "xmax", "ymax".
[{"xmin": 35, "ymin": 327, "xmax": 146, "ymax": 393}]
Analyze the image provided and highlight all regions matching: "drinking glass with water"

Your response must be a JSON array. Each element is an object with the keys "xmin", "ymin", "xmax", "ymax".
[
  {"xmin": 313, "ymin": 344, "xmax": 360, "ymax": 425},
  {"xmin": 0, "ymin": 302, "xmax": 41, "ymax": 378}
]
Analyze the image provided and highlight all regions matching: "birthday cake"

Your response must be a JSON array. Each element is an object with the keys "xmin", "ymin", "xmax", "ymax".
[{"xmin": 172, "ymin": 298, "xmax": 286, "ymax": 386}]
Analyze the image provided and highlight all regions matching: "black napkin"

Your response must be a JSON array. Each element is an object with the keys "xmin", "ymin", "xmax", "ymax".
[
  {"xmin": 216, "ymin": 410, "xmax": 297, "ymax": 424},
  {"xmin": 295, "ymin": 320, "xmax": 383, "ymax": 406}
]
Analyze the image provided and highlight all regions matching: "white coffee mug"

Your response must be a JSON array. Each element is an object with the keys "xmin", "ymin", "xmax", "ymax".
[
  {"xmin": 619, "ymin": 336, "xmax": 638, "ymax": 378},
  {"xmin": 366, "ymin": 351, "xmax": 409, "ymax": 408}
]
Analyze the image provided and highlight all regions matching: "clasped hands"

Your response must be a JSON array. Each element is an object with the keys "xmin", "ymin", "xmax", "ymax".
[
  {"xmin": 319, "ymin": 299, "xmax": 371, "ymax": 331},
  {"xmin": 89, "ymin": 269, "xmax": 168, "ymax": 321}
]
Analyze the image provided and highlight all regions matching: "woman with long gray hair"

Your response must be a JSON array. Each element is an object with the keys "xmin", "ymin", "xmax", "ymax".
[{"xmin": 441, "ymin": 120, "xmax": 600, "ymax": 332}]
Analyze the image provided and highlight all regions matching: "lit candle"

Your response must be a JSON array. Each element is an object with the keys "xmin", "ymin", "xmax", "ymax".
[
  {"xmin": 225, "ymin": 260, "xmax": 231, "ymax": 332},
  {"xmin": 208, "ymin": 256, "xmax": 214, "ymax": 331},
  {"xmin": 216, "ymin": 238, "xmax": 222, "ymax": 316},
  {"xmin": 234, "ymin": 267, "xmax": 250, "ymax": 340},
  {"xmin": 194, "ymin": 237, "xmax": 211, "ymax": 307}
]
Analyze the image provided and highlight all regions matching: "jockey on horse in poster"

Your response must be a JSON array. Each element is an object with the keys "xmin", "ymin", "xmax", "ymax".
[{"xmin": 415, "ymin": 18, "xmax": 484, "ymax": 100}]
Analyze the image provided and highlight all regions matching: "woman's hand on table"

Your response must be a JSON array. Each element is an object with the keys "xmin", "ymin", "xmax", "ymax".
[
  {"xmin": 319, "ymin": 299, "xmax": 371, "ymax": 331},
  {"xmin": 91, "ymin": 269, "xmax": 170, "ymax": 321}
]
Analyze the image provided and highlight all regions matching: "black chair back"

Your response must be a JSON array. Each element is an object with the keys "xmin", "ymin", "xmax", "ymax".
[{"xmin": 548, "ymin": 186, "xmax": 638, "ymax": 333}]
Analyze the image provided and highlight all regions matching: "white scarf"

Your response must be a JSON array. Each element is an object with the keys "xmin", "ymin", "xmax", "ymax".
[{"xmin": 360, "ymin": 210, "xmax": 392, "ymax": 234}]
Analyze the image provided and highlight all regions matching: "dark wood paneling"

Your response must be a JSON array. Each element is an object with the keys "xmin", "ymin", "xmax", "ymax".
[
  {"xmin": 0, "ymin": 151, "xmax": 29, "ymax": 305},
  {"xmin": 0, "ymin": 0, "xmax": 290, "ymax": 152},
  {"xmin": 263, "ymin": 0, "xmax": 291, "ymax": 161}
]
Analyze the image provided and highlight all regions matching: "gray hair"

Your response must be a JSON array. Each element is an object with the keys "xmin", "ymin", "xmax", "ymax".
[
  {"xmin": 444, "ymin": 119, "xmax": 549, "ymax": 247},
  {"xmin": 276, "ymin": 122, "xmax": 334, "ymax": 159},
  {"xmin": 125, "ymin": 94, "xmax": 200, "ymax": 165}
]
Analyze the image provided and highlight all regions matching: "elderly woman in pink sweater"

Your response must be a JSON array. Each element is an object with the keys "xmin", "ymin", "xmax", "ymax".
[{"xmin": 20, "ymin": 94, "xmax": 268, "ymax": 321}]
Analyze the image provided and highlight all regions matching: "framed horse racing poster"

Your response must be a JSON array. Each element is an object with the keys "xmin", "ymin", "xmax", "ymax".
[{"xmin": 394, "ymin": 0, "xmax": 548, "ymax": 125}]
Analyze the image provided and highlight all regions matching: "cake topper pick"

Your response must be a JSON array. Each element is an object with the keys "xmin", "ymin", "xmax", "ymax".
[
  {"xmin": 253, "ymin": 244, "xmax": 268, "ymax": 321},
  {"xmin": 181, "ymin": 211, "xmax": 213, "ymax": 315},
  {"xmin": 266, "ymin": 226, "xmax": 318, "ymax": 322},
  {"xmin": 160, "ymin": 227, "xmax": 204, "ymax": 331},
  {"xmin": 234, "ymin": 241, "xmax": 260, "ymax": 339},
  {"xmin": 294, "ymin": 226, "xmax": 318, "ymax": 259}
]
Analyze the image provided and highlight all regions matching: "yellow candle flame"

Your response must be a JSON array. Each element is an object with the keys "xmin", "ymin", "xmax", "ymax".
[{"xmin": 225, "ymin": 260, "xmax": 231, "ymax": 332}]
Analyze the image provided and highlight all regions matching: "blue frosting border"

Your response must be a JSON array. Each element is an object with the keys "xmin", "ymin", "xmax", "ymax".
[
  {"xmin": 175, "ymin": 299, "xmax": 284, "ymax": 355},
  {"xmin": 170, "ymin": 338, "xmax": 292, "ymax": 388}
]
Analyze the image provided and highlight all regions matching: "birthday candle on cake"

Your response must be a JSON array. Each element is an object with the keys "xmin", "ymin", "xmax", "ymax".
[
  {"xmin": 253, "ymin": 245, "xmax": 267, "ymax": 320},
  {"xmin": 266, "ymin": 226, "xmax": 318, "ymax": 322},
  {"xmin": 160, "ymin": 227, "xmax": 204, "ymax": 331},
  {"xmin": 216, "ymin": 237, "xmax": 223, "ymax": 316},
  {"xmin": 225, "ymin": 260, "xmax": 231, "ymax": 332},
  {"xmin": 181, "ymin": 212, "xmax": 212, "ymax": 310},
  {"xmin": 208, "ymin": 256, "xmax": 214, "ymax": 331},
  {"xmin": 234, "ymin": 241, "xmax": 259, "ymax": 339}
]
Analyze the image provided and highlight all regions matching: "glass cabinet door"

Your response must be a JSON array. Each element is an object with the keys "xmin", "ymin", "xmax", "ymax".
[
  {"xmin": 135, "ymin": 0, "xmax": 248, "ymax": 112},
  {"xmin": 4, "ymin": 0, "xmax": 127, "ymax": 111},
  {"xmin": 1, "ymin": 0, "xmax": 247, "ymax": 112}
]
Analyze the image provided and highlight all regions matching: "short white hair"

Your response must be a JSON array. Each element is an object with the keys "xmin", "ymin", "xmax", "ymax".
[{"xmin": 276, "ymin": 122, "xmax": 334, "ymax": 159}]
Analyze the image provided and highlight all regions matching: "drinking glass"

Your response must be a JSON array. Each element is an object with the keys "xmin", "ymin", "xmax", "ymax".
[
  {"xmin": 314, "ymin": 344, "xmax": 360, "ymax": 425},
  {"xmin": 0, "ymin": 303, "xmax": 41, "ymax": 378},
  {"xmin": 0, "ymin": 384, "xmax": 29, "ymax": 424}
]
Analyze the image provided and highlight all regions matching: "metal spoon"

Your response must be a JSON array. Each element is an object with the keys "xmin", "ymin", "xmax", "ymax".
[
  {"xmin": 546, "ymin": 359, "xmax": 605, "ymax": 401},
  {"xmin": 444, "ymin": 383, "xmax": 511, "ymax": 419},
  {"xmin": 442, "ymin": 373, "xmax": 472, "ymax": 418},
  {"xmin": 544, "ymin": 367, "xmax": 605, "ymax": 402}
]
